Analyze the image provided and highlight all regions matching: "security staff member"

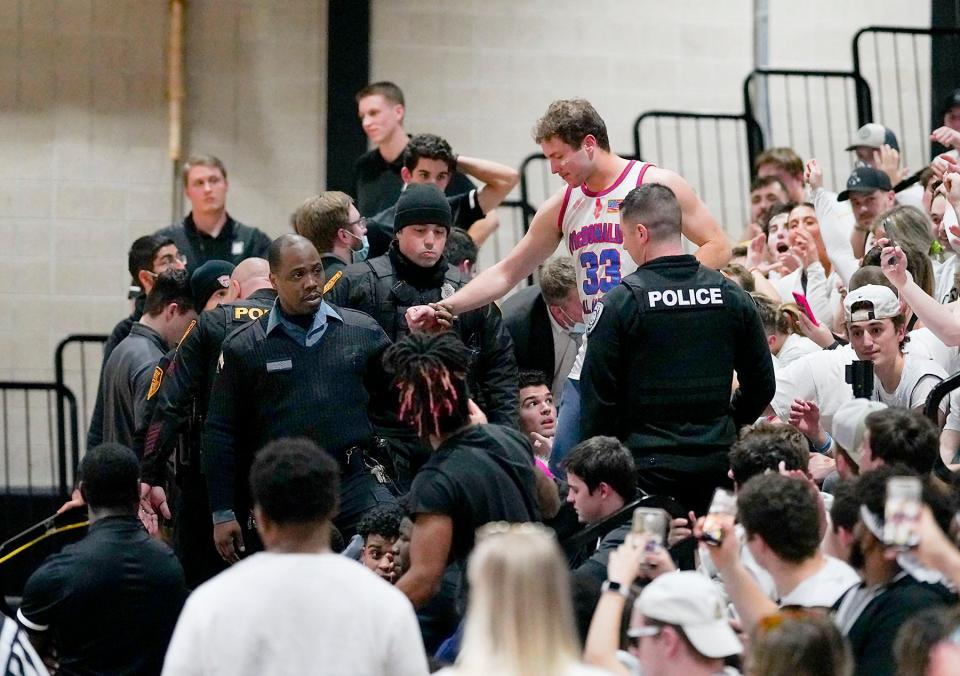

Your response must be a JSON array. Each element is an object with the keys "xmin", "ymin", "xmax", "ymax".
[
  {"xmin": 328, "ymin": 183, "xmax": 517, "ymax": 489},
  {"xmin": 204, "ymin": 234, "xmax": 395, "ymax": 564},
  {"xmin": 580, "ymin": 184, "xmax": 775, "ymax": 515},
  {"xmin": 137, "ymin": 258, "xmax": 276, "ymax": 588}
]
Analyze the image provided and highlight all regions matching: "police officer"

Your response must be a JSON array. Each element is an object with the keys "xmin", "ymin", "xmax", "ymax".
[
  {"xmin": 327, "ymin": 183, "xmax": 517, "ymax": 489},
  {"xmin": 203, "ymin": 234, "xmax": 395, "ymax": 564},
  {"xmin": 137, "ymin": 257, "xmax": 276, "ymax": 587},
  {"xmin": 579, "ymin": 184, "xmax": 775, "ymax": 515}
]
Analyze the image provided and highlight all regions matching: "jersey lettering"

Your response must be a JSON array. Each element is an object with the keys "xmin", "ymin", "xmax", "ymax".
[
  {"xmin": 647, "ymin": 287, "xmax": 724, "ymax": 308},
  {"xmin": 579, "ymin": 248, "xmax": 622, "ymax": 295}
]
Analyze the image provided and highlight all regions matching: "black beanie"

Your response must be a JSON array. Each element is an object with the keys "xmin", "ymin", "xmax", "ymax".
[
  {"xmin": 190, "ymin": 260, "xmax": 234, "ymax": 310},
  {"xmin": 394, "ymin": 183, "xmax": 452, "ymax": 233}
]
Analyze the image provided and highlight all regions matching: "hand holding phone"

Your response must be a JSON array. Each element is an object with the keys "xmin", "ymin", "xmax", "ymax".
[{"xmin": 792, "ymin": 292, "xmax": 819, "ymax": 326}]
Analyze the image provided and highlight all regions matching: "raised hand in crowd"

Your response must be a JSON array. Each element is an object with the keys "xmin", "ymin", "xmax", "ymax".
[
  {"xmin": 746, "ymin": 233, "xmax": 781, "ymax": 276},
  {"xmin": 877, "ymin": 144, "xmax": 905, "ymax": 186},
  {"xmin": 666, "ymin": 510, "xmax": 698, "ymax": 548},
  {"xmin": 931, "ymin": 125, "xmax": 960, "ymax": 151},
  {"xmin": 796, "ymin": 309, "xmax": 836, "ymax": 348},
  {"xmin": 803, "ymin": 158, "xmax": 823, "ymax": 192},
  {"xmin": 930, "ymin": 152, "xmax": 959, "ymax": 179}
]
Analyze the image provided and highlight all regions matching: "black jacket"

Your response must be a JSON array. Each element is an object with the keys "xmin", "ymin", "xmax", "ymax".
[
  {"xmin": 580, "ymin": 254, "xmax": 775, "ymax": 458},
  {"xmin": 500, "ymin": 284, "xmax": 555, "ymax": 380},
  {"xmin": 155, "ymin": 214, "xmax": 271, "ymax": 273},
  {"xmin": 138, "ymin": 288, "xmax": 278, "ymax": 485},
  {"xmin": 327, "ymin": 244, "xmax": 518, "ymax": 426}
]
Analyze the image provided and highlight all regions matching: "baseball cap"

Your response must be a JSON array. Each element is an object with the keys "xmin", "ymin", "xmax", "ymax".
[
  {"xmin": 837, "ymin": 166, "xmax": 893, "ymax": 201},
  {"xmin": 190, "ymin": 260, "xmax": 234, "ymax": 310},
  {"xmin": 831, "ymin": 399, "xmax": 887, "ymax": 467},
  {"xmin": 630, "ymin": 571, "xmax": 742, "ymax": 659},
  {"xmin": 939, "ymin": 88, "xmax": 960, "ymax": 118},
  {"xmin": 845, "ymin": 123, "xmax": 900, "ymax": 152},
  {"xmin": 843, "ymin": 284, "xmax": 901, "ymax": 323},
  {"xmin": 394, "ymin": 183, "xmax": 452, "ymax": 233}
]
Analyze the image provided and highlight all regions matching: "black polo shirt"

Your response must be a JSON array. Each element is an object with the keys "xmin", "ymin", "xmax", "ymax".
[{"xmin": 17, "ymin": 515, "xmax": 186, "ymax": 676}]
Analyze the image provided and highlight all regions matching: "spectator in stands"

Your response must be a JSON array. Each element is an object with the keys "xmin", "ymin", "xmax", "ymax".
[
  {"xmin": 584, "ymin": 565, "xmax": 742, "ymax": 676},
  {"xmin": 357, "ymin": 503, "xmax": 404, "ymax": 583},
  {"xmin": 18, "ymin": 443, "xmax": 186, "ymax": 676},
  {"xmin": 501, "ymin": 256, "xmax": 583, "ymax": 397},
  {"xmin": 858, "ymin": 407, "xmax": 940, "ymax": 475},
  {"xmin": 89, "ymin": 235, "xmax": 188, "ymax": 448},
  {"xmin": 845, "ymin": 123, "xmax": 908, "ymax": 192},
  {"xmin": 387, "ymin": 333, "xmax": 539, "ymax": 609},
  {"xmin": 893, "ymin": 606, "xmax": 960, "ymax": 676},
  {"xmin": 563, "ymin": 437, "xmax": 637, "ymax": 583},
  {"xmin": 829, "ymin": 398, "xmax": 888, "ymax": 480},
  {"xmin": 292, "ymin": 192, "xmax": 368, "ymax": 281},
  {"xmin": 700, "ymin": 473, "xmax": 859, "ymax": 633},
  {"xmin": 156, "ymin": 154, "xmax": 271, "ymax": 272},
  {"xmin": 443, "ymin": 227, "xmax": 478, "ymax": 279},
  {"xmin": 442, "ymin": 524, "xmax": 608, "ymax": 676},
  {"xmin": 838, "ymin": 166, "xmax": 896, "ymax": 259},
  {"xmin": 190, "ymin": 259, "xmax": 237, "ymax": 312},
  {"xmin": 97, "ymin": 269, "xmax": 196, "ymax": 451},
  {"xmin": 364, "ymin": 133, "xmax": 518, "ymax": 256},
  {"xmin": 755, "ymin": 147, "xmax": 805, "ymax": 202},
  {"xmin": 752, "ymin": 294, "xmax": 821, "ymax": 367},
  {"xmin": 748, "ymin": 610, "xmax": 853, "ymax": 676},
  {"xmin": 162, "ymin": 438, "xmax": 428, "ymax": 676},
  {"xmin": 833, "ymin": 465, "xmax": 955, "ymax": 676},
  {"xmin": 517, "ymin": 369, "xmax": 557, "ymax": 462},
  {"xmin": 745, "ymin": 175, "xmax": 789, "ymax": 240}
]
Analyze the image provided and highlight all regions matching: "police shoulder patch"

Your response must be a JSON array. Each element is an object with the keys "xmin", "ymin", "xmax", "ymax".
[
  {"xmin": 147, "ymin": 365, "xmax": 163, "ymax": 400},
  {"xmin": 585, "ymin": 302, "xmax": 604, "ymax": 336},
  {"xmin": 323, "ymin": 270, "xmax": 343, "ymax": 295},
  {"xmin": 175, "ymin": 319, "xmax": 198, "ymax": 350}
]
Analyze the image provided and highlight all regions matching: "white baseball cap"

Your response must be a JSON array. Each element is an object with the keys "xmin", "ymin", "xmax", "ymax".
[
  {"xmin": 630, "ymin": 571, "xmax": 742, "ymax": 659},
  {"xmin": 844, "ymin": 285, "xmax": 901, "ymax": 323},
  {"xmin": 845, "ymin": 123, "xmax": 900, "ymax": 152},
  {"xmin": 831, "ymin": 398, "xmax": 887, "ymax": 467}
]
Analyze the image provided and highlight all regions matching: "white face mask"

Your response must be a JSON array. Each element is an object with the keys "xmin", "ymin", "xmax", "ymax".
[{"xmin": 558, "ymin": 306, "xmax": 585, "ymax": 335}]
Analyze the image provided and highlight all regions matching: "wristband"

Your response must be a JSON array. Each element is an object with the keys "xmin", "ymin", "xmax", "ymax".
[
  {"xmin": 601, "ymin": 580, "xmax": 631, "ymax": 598},
  {"xmin": 813, "ymin": 433, "xmax": 833, "ymax": 454}
]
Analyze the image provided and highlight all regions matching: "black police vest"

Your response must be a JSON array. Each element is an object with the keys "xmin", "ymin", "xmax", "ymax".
[
  {"xmin": 619, "ymin": 265, "xmax": 737, "ymax": 421},
  {"xmin": 363, "ymin": 256, "xmax": 461, "ymax": 341}
]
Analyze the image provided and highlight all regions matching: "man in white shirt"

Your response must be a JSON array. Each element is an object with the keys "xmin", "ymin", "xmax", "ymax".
[
  {"xmin": 700, "ymin": 473, "xmax": 860, "ymax": 634},
  {"xmin": 162, "ymin": 439, "xmax": 428, "ymax": 676}
]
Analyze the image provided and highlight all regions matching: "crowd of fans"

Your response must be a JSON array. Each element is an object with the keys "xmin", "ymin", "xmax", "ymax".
[{"xmin": 5, "ymin": 81, "xmax": 960, "ymax": 676}]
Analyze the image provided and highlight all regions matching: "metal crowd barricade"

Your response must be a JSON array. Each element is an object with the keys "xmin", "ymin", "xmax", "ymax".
[
  {"xmin": 633, "ymin": 111, "xmax": 764, "ymax": 235},
  {"xmin": 853, "ymin": 26, "xmax": 960, "ymax": 167},
  {"xmin": 0, "ymin": 382, "xmax": 79, "ymax": 538},
  {"xmin": 925, "ymin": 372, "xmax": 960, "ymax": 484},
  {"xmin": 54, "ymin": 334, "xmax": 108, "ymax": 459},
  {"xmin": 744, "ymin": 68, "xmax": 872, "ymax": 194}
]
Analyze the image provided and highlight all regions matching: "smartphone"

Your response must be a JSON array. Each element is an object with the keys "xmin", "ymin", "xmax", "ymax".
[
  {"xmin": 883, "ymin": 476, "xmax": 923, "ymax": 549},
  {"xmin": 700, "ymin": 488, "xmax": 737, "ymax": 546},
  {"xmin": 631, "ymin": 508, "xmax": 669, "ymax": 549},
  {"xmin": 792, "ymin": 292, "xmax": 819, "ymax": 326}
]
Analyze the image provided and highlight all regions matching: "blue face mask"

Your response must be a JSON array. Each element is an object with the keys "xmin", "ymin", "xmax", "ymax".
[
  {"xmin": 558, "ymin": 307, "xmax": 586, "ymax": 335},
  {"xmin": 343, "ymin": 229, "xmax": 370, "ymax": 263}
]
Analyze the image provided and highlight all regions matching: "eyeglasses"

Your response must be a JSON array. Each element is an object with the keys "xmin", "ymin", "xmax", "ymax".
[{"xmin": 344, "ymin": 217, "xmax": 367, "ymax": 230}]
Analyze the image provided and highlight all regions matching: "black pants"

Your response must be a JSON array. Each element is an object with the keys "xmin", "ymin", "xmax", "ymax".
[
  {"xmin": 634, "ymin": 457, "xmax": 732, "ymax": 517},
  {"xmin": 334, "ymin": 464, "xmax": 397, "ymax": 539},
  {"xmin": 173, "ymin": 469, "xmax": 227, "ymax": 589}
]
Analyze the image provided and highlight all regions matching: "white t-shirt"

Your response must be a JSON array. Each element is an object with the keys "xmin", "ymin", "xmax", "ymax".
[
  {"xmin": 933, "ymin": 254, "xmax": 957, "ymax": 305},
  {"xmin": 161, "ymin": 552, "xmax": 428, "ymax": 676},
  {"xmin": 777, "ymin": 333, "xmax": 822, "ymax": 367},
  {"xmin": 779, "ymin": 556, "xmax": 860, "ymax": 608},
  {"xmin": 437, "ymin": 663, "xmax": 608, "ymax": 676},
  {"xmin": 771, "ymin": 347, "xmax": 946, "ymax": 430},
  {"xmin": 906, "ymin": 327, "xmax": 960, "ymax": 374}
]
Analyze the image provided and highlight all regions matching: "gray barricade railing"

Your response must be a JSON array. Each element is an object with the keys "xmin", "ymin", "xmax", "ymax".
[
  {"xmin": 744, "ymin": 68, "xmax": 873, "ymax": 194},
  {"xmin": 853, "ymin": 26, "xmax": 960, "ymax": 167},
  {"xmin": 633, "ymin": 111, "xmax": 764, "ymax": 235},
  {"xmin": 925, "ymin": 372, "xmax": 960, "ymax": 484},
  {"xmin": 54, "ymin": 334, "xmax": 107, "ymax": 461},
  {"xmin": 0, "ymin": 382, "xmax": 79, "ymax": 539}
]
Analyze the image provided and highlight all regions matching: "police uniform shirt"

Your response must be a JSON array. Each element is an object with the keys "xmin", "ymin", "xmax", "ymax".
[
  {"xmin": 17, "ymin": 516, "xmax": 186, "ymax": 675},
  {"xmin": 580, "ymin": 254, "xmax": 775, "ymax": 456},
  {"xmin": 203, "ymin": 299, "xmax": 391, "ymax": 516}
]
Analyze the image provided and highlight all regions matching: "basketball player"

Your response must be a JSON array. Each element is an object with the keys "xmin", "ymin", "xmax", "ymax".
[{"xmin": 408, "ymin": 99, "xmax": 731, "ymax": 472}]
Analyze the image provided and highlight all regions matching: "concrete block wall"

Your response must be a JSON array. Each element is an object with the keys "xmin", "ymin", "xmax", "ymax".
[{"xmin": 0, "ymin": 0, "xmax": 327, "ymax": 488}]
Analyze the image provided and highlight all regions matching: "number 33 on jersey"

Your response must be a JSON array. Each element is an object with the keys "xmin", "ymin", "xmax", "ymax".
[{"xmin": 558, "ymin": 160, "xmax": 653, "ymax": 318}]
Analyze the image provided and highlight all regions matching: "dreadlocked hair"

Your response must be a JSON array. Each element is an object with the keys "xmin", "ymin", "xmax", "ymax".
[{"xmin": 383, "ymin": 332, "xmax": 471, "ymax": 439}]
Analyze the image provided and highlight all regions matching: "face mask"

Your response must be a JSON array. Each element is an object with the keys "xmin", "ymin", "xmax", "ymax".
[
  {"xmin": 558, "ymin": 307, "xmax": 585, "ymax": 335},
  {"xmin": 343, "ymin": 229, "xmax": 369, "ymax": 263}
]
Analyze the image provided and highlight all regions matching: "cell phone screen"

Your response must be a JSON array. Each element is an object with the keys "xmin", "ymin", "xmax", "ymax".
[{"xmin": 792, "ymin": 292, "xmax": 819, "ymax": 326}]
